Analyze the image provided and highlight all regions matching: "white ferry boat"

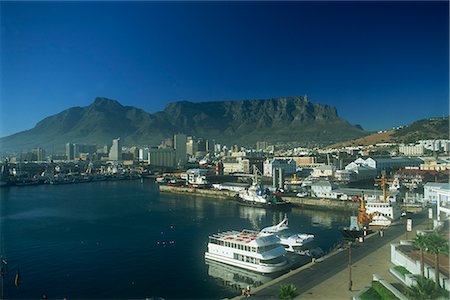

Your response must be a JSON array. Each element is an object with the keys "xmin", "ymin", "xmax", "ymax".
[
  {"xmin": 204, "ymin": 229, "xmax": 288, "ymax": 274},
  {"xmin": 260, "ymin": 216, "xmax": 315, "ymax": 253}
]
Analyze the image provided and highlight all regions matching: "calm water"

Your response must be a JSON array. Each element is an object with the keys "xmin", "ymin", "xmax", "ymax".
[{"xmin": 0, "ymin": 180, "xmax": 351, "ymax": 299}]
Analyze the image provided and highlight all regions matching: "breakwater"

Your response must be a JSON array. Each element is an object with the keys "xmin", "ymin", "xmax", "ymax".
[{"xmin": 158, "ymin": 185, "xmax": 359, "ymax": 212}]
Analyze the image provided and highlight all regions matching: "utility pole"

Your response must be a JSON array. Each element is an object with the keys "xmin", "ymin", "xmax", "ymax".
[{"xmin": 348, "ymin": 241, "xmax": 352, "ymax": 291}]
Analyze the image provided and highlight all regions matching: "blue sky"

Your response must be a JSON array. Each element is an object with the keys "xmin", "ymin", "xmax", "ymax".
[{"xmin": 1, "ymin": 1, "xmax": 448, "ymax": 137}]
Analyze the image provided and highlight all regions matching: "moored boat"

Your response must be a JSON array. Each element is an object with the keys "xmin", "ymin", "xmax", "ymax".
[
  {"xmin": 204, "ymin": 229, "xmax": 289, "ymax": 274},
  {"xmin": 260, "ymin": 216, "xmax": 315, "ymax": 254}
]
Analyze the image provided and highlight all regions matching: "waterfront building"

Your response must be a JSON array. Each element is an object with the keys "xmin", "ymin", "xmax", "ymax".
[
  {"xmin": 109, "ymin": 138, "xmax": 122, "ymax": 161},
  {"xmin": 347, "ymin": 157, "xmax": 423, "ymax": 173},
  {"xmin": 312, "ymin": 165, "xmax": 336, "ymax": 178},
  {"xmin": 311, "ymin": 181, "xmax": 335, "ymax": 198},
  {"xmin": 222, "ymin": 156, "xmax": 249, "ymax": 174},
  {"xmin": 344, "ymin": 163, "xmax": 377, "ymax": 181},
  {"xmin": 263, "ymin": 159, "xmax": 296, "ymax": 177},
  {"xmin": 148, "ymin": 147, "xmax": 176, "ymax": 167},
  {"xmin": 174, "ymin": 133, "xmax": 187, "ymax": 165}
]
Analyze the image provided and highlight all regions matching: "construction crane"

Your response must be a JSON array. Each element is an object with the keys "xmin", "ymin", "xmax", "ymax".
[{"xmin": 374, "ymin": 170, "xmax": 388, "ymax": 203}]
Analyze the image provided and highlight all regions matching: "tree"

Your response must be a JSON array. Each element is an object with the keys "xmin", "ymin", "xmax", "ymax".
[
  {"xmin": 278, "ymin": 284, "xmax": 297, "ymax": 300},
  {"xmin": 408, "ymin": 276, "xmax": 449, "ymax": 300},
  {"xmin": 413, "ymin": 233, "xmax": 429, "ymax": 277},
  {"xmin": 424, "ymin": 232, "xmax": 449, "ymax": 289}
]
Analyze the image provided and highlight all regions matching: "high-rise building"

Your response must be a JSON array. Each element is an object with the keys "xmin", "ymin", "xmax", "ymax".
[
  {"xmin": 148, "ymin": 147, "xmax": 176, "ymax": 167},
  {"xmin": 109, "ymin": 138, "xmax": 122, "ymax": 161},
  {"xmin": 66, "ymin": 143, "xmax": 75, "ymax": 160},
  {"xmin": 256, "ymin": 141, "xmax": 269, "ymax": 151},
  {"xmin": 174, "ymin": 133, "xmax": 187, "ymax": 165},
  {"xmin": 32, "ymin": 147, "xmax": 46, "ymax": 161}
]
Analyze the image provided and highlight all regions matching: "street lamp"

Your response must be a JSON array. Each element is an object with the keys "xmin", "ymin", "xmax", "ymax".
[{"xmin": 348, "ymin": 241, "xmax": 352, "ymax": 291}]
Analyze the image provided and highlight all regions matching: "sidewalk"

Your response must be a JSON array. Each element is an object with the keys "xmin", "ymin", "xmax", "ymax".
[{"xmin": 295, "ymin": 218, "xmax": 428, "ymax": 299}]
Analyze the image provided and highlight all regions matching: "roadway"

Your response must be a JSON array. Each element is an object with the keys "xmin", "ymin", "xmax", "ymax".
[{"xmin": 247, "ymin": 210, "xmax": 427, "ymax": 299}]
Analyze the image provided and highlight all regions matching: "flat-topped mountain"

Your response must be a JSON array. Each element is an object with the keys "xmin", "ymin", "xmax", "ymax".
[{"xmin": 0, "ymin": 96, "xmax": 368, "ymax": 152}]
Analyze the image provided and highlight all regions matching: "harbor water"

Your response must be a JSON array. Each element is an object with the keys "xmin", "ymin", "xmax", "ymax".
[{"xmin": 0, "ymin": 179, "xmax": 351, "ymax": 299}]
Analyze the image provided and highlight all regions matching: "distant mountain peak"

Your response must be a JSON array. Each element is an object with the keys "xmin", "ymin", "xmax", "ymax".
[
  {"xmin": 0, "ymin": 95, "xmax": 369, "ymax": 152},
  {"xmin": 92, "ymin": 97, "xmax": 122, "ymax": 108}
]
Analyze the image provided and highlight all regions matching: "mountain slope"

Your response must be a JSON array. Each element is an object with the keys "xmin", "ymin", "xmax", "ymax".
[
  {"xmin": 329, "ymin": 117, "xmax": 449, "ymax": 148},
  {"xmin": 0, "ymin": 96, "xmax": 368, "ymax": 152}
]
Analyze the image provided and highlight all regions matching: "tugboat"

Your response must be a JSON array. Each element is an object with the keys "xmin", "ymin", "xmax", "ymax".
[{"xmin": 340, "ymin": 192, "xmax": 372, "ymax": 240}]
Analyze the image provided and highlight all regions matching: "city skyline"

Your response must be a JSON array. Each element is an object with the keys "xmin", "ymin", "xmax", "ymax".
[{"xmin": 1, "ymin": 1, "xmax": 448, "ymax": 137}]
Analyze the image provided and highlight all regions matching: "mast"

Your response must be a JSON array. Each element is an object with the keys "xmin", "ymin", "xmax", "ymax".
[{"xmin": 357, "ymin": 192, "xmax": 367, "ymax": 226}]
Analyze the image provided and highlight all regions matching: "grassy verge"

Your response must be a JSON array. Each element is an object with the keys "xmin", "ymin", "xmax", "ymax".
[
  {"xmin": 393, "ymin": 265, "xmax": 411, "ymax": 277},
  {"xmin": 360, "ymin": 281, "xmax": 399, "ymax": 300}
]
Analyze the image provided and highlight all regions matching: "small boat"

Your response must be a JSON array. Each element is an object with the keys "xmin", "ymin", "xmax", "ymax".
[{"xmin": 260, "ymin": 216, "xmax": 315, "ymax": 254}]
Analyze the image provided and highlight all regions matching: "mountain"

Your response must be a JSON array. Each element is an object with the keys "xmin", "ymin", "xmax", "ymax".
[
  {"xmin": 329, "ymin": 117, "xmax": 449, "ymax": 148},
  {"xmin": 0, "ymin": 96, "xmax": 368, "ymax": 152}
]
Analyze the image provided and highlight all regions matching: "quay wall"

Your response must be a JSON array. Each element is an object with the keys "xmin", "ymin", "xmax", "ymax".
[
  {"xmin": 158, "ymin": 185, "xmax": 237, "ymax": 199},
  {"xmin": 284, "ymin": 196, "xmax": 359, "ymax": 212},
  {"xmin": 159, "ymin": 185, "xmax": 359, "ymax": 211}
]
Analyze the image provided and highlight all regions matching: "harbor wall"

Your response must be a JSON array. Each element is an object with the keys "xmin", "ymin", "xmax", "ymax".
[
  {"xmin": 284, "ymin": 196, "xmax": 359, "ymax": 212},
  {"xmin": 158, "ymin": 185, "xmax": 237, "ymax": 199},
  {"xmin": 159, "ymin": 185, "xmax": 359, "ymax": 211}
]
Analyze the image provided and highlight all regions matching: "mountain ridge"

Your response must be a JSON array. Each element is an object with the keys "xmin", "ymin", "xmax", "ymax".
[{"xmin": 0, "ymin": 96, "xmax": 369, "ymax": 152}]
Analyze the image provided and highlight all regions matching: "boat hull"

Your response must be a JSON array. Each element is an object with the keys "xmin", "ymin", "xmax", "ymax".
[
  {"xmin": 204, "ymin": 252, "xmax": 288, "ymax": 274},
  {"xmin": 339, "ymin": 228, "xmax": 372, "ymax": 240}
]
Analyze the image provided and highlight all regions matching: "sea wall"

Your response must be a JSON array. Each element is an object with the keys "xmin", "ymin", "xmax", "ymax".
[
  {"xmin": 284, "ymin": 196, "xmax": 359, "ymax": 212},
  {"xmin": 159, "ymin": 185, "xmax": 359, "ymax": 211},
  {"xmin": 158, "ymin": 185, "xmax": 237, "ymax": 199}
]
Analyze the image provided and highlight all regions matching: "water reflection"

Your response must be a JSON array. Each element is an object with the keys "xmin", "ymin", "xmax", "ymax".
[
  {"xmin": 237, "ymin": 205, "xmax": 266, "ymax": 230},
  {"xmin": 205, "ymin": 259, "xmax": 272, "ymax": 292}
]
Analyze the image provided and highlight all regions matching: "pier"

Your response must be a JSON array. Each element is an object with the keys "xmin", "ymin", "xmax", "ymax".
[{"xmin": 158, "ymin": 185, "xmax": 359, "ymax": 211}]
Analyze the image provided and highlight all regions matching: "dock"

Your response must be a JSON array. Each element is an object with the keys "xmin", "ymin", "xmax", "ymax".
[{"xmin": 158, "ymin": 184, "xmax": 359, "ymax": 212}]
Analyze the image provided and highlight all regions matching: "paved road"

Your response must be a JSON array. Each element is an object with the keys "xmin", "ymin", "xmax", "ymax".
[{"xmin": 248, "ymin": 211, "xmax": 427, "ymax": 299}]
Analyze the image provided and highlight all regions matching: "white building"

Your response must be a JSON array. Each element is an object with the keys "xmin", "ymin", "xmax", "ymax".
[
  {"xmin": 138, "ymin": 148, "xmax": 149, "ymax": 162},
  {"xmin": 222, "ymin": 157, "xmax": 250, "ymax": 174},
  {"xmin": 347, "ymin": 157, "xmax": 422, "ymax": 173},
  {"xmin": 344, "ymin": 163, "xmax": 377, "ymax": 181},
  {"xmin": 398, "ymin": 144, "xmax": 424, "ymax": 156},
  {"xmin": 312, "ymin": 165, "xmax": 336, "ymax": 178},
  {"xmin": 424, "ymin": 182, "xmax": 448, "ymax": 204},
  {"xmin": 311, "ymin": 181, "xmax": 338, "ymax": 198},
  {"xmin": 432, "ymin": 183, "xmax": 450, "ymax": 221},
  {"xmin": 263, "ymin": 159, "xmax": 296, "ymax": 177},
  {"xmin": 109, "ymin": 138, "xmax": 122, "ymax": 161}
]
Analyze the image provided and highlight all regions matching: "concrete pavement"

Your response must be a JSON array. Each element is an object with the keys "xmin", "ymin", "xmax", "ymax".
[{"xmin": 242, "ymin": 210, "xmax": 428, "ymax": 300}]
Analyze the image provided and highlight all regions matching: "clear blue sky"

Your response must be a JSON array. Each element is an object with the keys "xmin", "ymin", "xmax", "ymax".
[{"xmin": 1, "ymin": 1, "xmax": 448, "ymax": 137}]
